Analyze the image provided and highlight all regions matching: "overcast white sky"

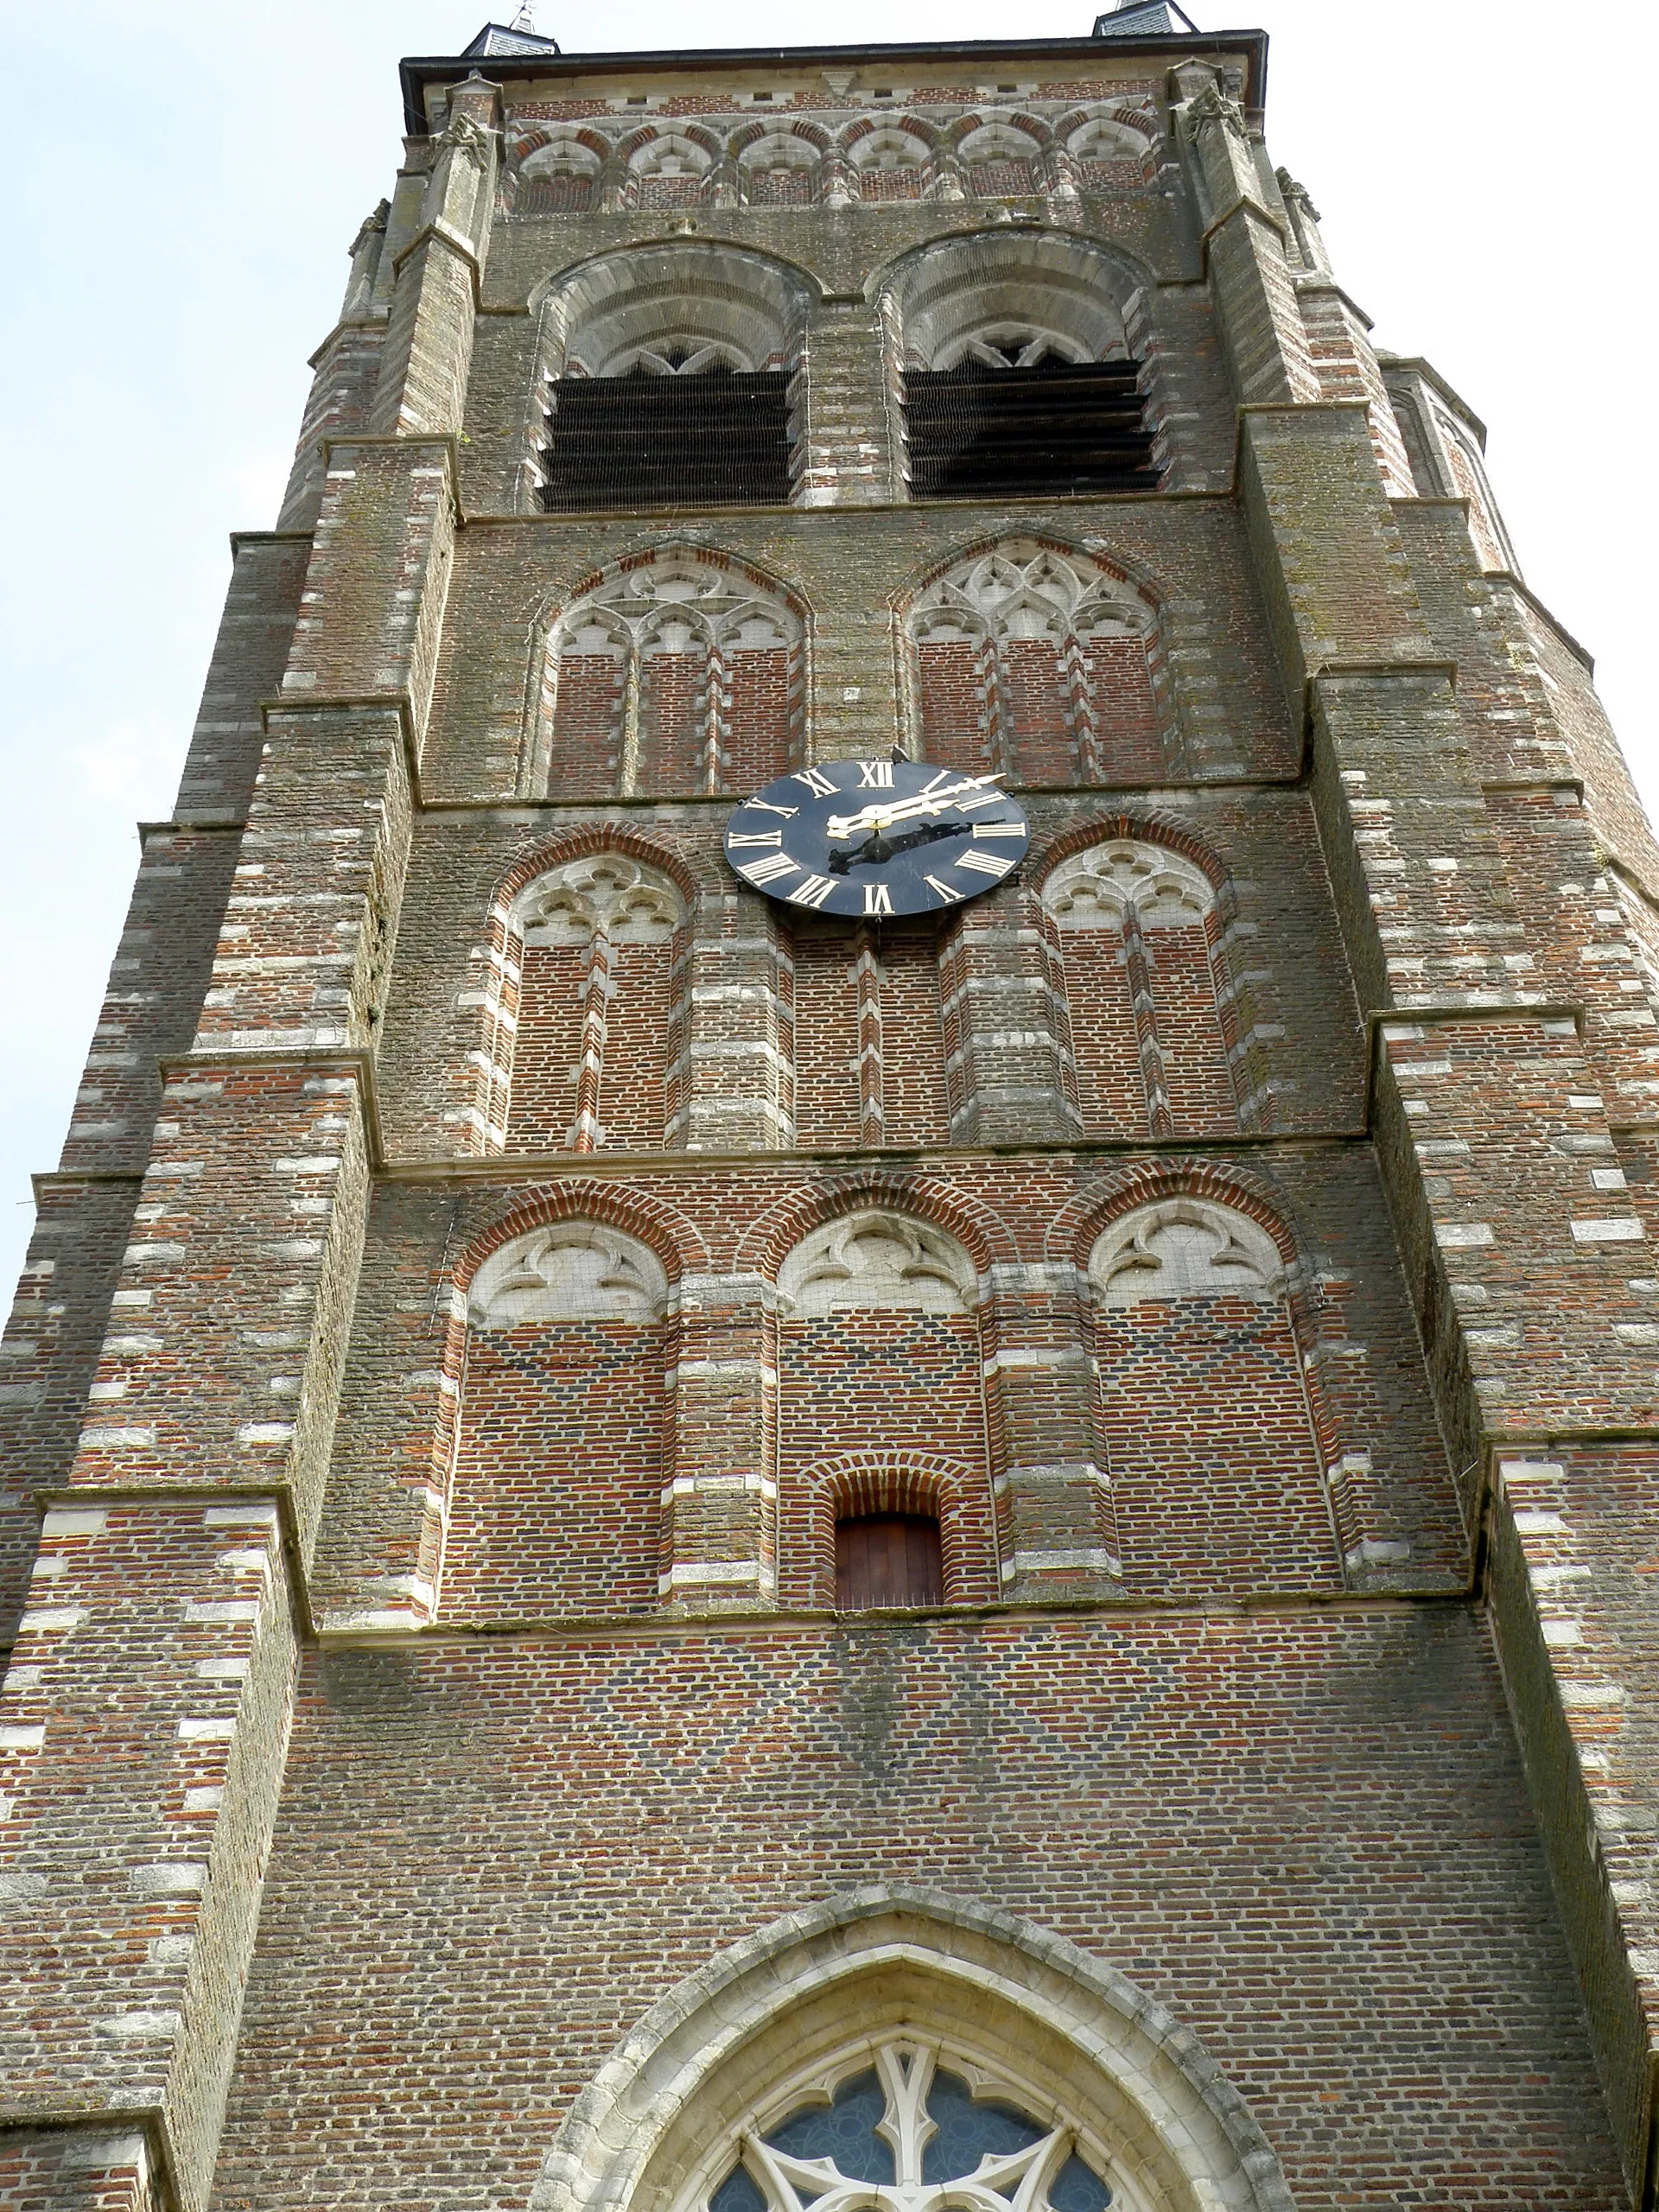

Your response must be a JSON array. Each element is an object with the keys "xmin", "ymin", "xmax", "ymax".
[{"xmin": 1, "ymin": 0, "xmax": 1651, "ymax": 1298}]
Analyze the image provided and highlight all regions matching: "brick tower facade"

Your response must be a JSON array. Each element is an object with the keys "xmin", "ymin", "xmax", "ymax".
[{"xmin": 5, "ymin": 10, "xmax": 1659, "ymax": 2208}]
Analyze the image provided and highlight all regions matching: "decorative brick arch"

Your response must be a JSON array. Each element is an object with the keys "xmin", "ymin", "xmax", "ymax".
[
  {"xmin": 873, "ymin": 226, "xmax": 1158, "ymax": 369},
  {"xmin": 1027, "ymin": 820, "xmax": 1260, "ymax": 1141},
  {"xmin": 781, "ymin": 1450, "xmax": 997, "ymax": 1606},
  {"xmin": 453, "ymin": 1182, "xmax": 706, "ymax": 1302},
  {"xmin": 734, "ymin": 1171, "xmax": 1016, "ymax": 1282},
  {"xmin": 423, "ymin": 1187, "xmax": 705, "ymax": 1629},
  {"xmin": 526, "ymin": 1885, "xmax": 1295, "ymax": 2212},
  {"xmin": 492, "ymin": 825, "xmax": 700, "ymax": 920},
  {"xmin": 1027, "ymin": 808, "xmax": 1230, "ymax": 893}
]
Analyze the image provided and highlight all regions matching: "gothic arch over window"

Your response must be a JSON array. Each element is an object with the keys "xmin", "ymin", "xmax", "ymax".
[
  {"xmin": 903, "ymin": 539, "xmax": 1169, "ymax": 785},
  {"xmin": 626, "ymin": 127, "xmax": 720, "ymax": 208},
  {"xmin": 1056, "ymin": 105, "xmax": 1160, "ymax": 192},
  {"xmin": 772, "ymin": 1212, "xmax": 992, "ymax": 1597},
  {"xmin": 535, "ymin": 548, "xmax": 807, "ymax": 798},
  {"xmin": 533, "ymin": 245, "xmax": 810, "ymax": 509},
  {"xmin": 1085, "ymin": 1193, "xmax": 1339, "ymax": 1599},
  {"xmin": 879, "ymin": 233, "xmax": 1161, "ymax": 499},
  {"xmin": 735, "ymin": 124, "xmax": 827, "ymax": 206},
  {"xmin": 955, "ymin": 116, "xmax": 1046, "ymax": 197},
  {"xmin": 527, "ymin": 1888, "xmax": 1296, "ymax": 2212},
  {"xmin": 474, "ymin": 848, "xmax": 690, "ymax": 1156},
  {"xmin": 510, "ymin": 125, "xmax": 606, "ymax": 212},
  {"xmin": 1041, "ymin": 837, "xmax": 1242, "ymax": 1138},
  {"xmin": 441, "ymin": 1218, "xmax": 674, "ymax": 1621},
  {"xmin": 844, "ymin": 118, "xmax": 936, "ymax": 200}
]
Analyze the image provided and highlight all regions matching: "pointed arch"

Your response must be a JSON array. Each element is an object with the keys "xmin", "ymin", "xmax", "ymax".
[
  {"xmin": 527, "ymin": 1886, "xmax": 1295, "ymax": 2212},
  {"xmin": 874, "ymin": 232, "xmax": 1166, "ymax": 501},
  {"xmin": 527, "ymin": 543, "xmax": 810, "ymax": 799},
  {"xmin": 899, "ymin": 535, "xmax": 1174, "ymax": 786},
  {"xmin": 529, "ymin": 245, "xmax": 814, "ymax": 512},
  {"xmin": 464, "ymin": 830, "xmax": 696, "ymax": 1160},
  {"xmin": 1035, "ymin": 824, "xmax": 1246, "ymax": 1141}
]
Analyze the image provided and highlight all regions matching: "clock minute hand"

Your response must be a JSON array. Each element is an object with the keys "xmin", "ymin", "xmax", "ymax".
[{"xmin": 824, "ymin": 772, "xmax": 1002, "ymax": 840}]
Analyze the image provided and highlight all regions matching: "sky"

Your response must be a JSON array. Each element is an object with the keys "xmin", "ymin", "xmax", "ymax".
[{"xmin": 0, "ymin": 0, "xmax": 1651, "ymax": 1300}]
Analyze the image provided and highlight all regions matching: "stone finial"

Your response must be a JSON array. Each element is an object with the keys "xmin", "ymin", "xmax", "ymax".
[
  {"xmin": 440, "ymin": 111, "xmax": 493, "ymax": 167},
  {"xmin": 1185, "ymin": 84, "xmax": 1246, "ymax": 137}
]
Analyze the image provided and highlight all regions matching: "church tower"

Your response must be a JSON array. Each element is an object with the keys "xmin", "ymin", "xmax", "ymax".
[{"xmin": 5, "ymin": 10, "xmax": 1659, "ymax": 2207}]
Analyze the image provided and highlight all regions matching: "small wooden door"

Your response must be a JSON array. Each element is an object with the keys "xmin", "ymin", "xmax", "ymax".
[{"xmin": 834, "ymin": 1514, "xmax": 944, "ymax": 1610}]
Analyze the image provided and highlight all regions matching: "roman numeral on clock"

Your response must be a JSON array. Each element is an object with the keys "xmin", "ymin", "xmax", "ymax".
[
  {"xmin": 972, "ymin": 820, "xmax": 1026, "ymax": 838},
  {"xmin": 728, "ymin": 830, "xmax": 784, "ymax": 849},
  {"xmin": 786, "ymin": 874, "xmax": 837, "ymax": 908},
  {"xmin": 740, "ymin": 853, "xmax": 801, "ymax": 886},
  {"xmin": 957, "ymin": 849, "xmax": 1014, "ymax": 878},
  {"xmin": 791, "ymin": 767, "xmax": 838, "ymax": 798},
  {"xmin": 924, "ymin": 874, "xmax": 957, "ymax": 902},
  {"xmin": 862, "ymin": 882, "xmax": 894, "ymax": 915},
  {"xmin": 857, "ymin": 760, "xmax": 895, "ymax": 788}
]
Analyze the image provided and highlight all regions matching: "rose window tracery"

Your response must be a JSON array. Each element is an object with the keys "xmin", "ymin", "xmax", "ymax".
[{"xmin": 704, "ymin": 2042, "xmax": 1114, "ymax": 2212}]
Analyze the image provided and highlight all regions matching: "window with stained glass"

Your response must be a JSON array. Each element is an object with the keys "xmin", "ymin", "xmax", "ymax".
[{"xmin": 703, "ymin": 2040, "xmax": 1114, "ymax": 2212}]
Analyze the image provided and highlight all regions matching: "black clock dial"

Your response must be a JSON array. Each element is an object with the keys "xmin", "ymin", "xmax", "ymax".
[{"xmin": 721, "ymin": 758, "xmax": 1031, "ymax": 919}]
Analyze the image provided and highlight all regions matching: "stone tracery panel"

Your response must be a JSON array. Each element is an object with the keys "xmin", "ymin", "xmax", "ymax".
[
  {"xmin": 906, "ymin": 542, "xmax": 1167, "ymax": 787},
  {"xmin": 1085, "ymin": 1196, "xmax": 1338, "ymax": 1599},
  {"xmin": 539, "ymin": 549, "xmax": 806, "ymax": 799},
  {"xmin": 1043, "ymin": 839, "xmax": 1239, "ymax": 1139}
]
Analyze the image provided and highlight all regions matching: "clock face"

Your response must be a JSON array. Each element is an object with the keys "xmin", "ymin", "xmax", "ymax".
[{"xmin": 721, "ymin": 758, "xmax": 1031, "ymax": 919}]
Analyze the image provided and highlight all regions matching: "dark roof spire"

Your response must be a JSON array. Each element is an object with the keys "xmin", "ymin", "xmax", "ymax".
[
  {"xmin": 462, "ymin": 10, "xmax": 561, "ymax": 58},
  {"xmin": 1093, "ymin": 0, "xmax": 1199, "ymax": 34}
]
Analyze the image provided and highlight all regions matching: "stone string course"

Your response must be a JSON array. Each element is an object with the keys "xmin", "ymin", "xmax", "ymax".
[{"xmin": 3, "ymin": 22, "xmax": 1659, "ymax": 2212}]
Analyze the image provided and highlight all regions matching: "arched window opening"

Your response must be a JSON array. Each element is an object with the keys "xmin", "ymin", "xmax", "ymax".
[
  {"xmin": 834, "ymin": 1513, "xmax": 944, "ymax": 1609},
  {"xmin": 884, "ymin": 236, "xmax": 1160, "ymax": 501},
  {"xmin": 706, "ymin": 2043, "xmax": 1112, "ymax": 2212},
  {"xmin": 501, "ymin": 853, "xmax": 687, "ymax": 1154},
  {"xmin": 1044, "ymin": 841, "xmax": 1236, "ymax": 1136},
  {"xmin": 443, "ymin": 1221, "xmax": 671, "ymax": 1620},
  {"xmin": 907, "ymin": 543, "xmax": 1165, "ymax": 785},
  {"xmin": 1088, "ymin": 1197, "xmax": 1338, "ymax": 1599},
  {"xmin": 537, "ymin": 246, "xmax": 807, "ymax": 511},
  {"xmin": 543, "ymin": 550, "xmax": 805, "ymax": 799}
]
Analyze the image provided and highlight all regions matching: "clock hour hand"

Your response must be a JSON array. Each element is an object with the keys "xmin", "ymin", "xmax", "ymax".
[{"xmin": 824, "ymin": 819, "xmax": 964, "ymax": 875}]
